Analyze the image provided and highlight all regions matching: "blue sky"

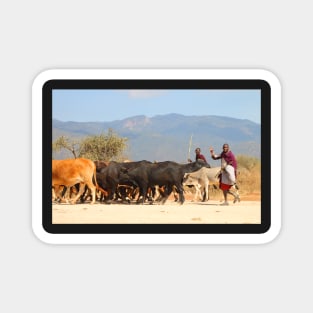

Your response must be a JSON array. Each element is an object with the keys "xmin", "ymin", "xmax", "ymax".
[{"xmin": 52, "ymin": 89, "xmax": 261, "ymax": 124}]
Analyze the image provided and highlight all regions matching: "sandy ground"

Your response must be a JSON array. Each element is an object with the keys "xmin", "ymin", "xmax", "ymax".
[{"xmin": 52, "ymin": 198, "xmax": 261, "ymax": 224}]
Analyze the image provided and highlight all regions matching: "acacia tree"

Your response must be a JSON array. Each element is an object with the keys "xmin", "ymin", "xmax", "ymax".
[
  {"xmin": 79, "ymin": 129, "xmax": 128, "ymax": 161},
  {"xmin": 52, "ymin": 136, "xmax": 80, "ymax": 159},
  {"xmin": 52, "ymin": 129, "xmax": 128, "ymax": 161}
]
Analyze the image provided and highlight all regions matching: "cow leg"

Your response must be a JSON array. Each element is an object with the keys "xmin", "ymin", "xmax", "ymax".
[
  {"xmin": 85, "ymin": 181, "xmax": 96, "ymax": 204},
  {"xmin": 192, "ymin": 184, "xmax": 201, "ymax": 201},
  {"xmin": 131, "ymin": 187, "xmax": 140, "ymax": 201},
  {"xmin": 202, "ymin": 187, "xmax": 207, "ymax": 202},
  {"xmin": 150, "ymin": 186, "xmax": 157, "ymax": 200},
  {"xmin": 171, "ymin": 186, "xmax": 179, "ymax": 202},
  {"xmin": 199, "ymin": 185, "xmax": 204, "ymax": 201},
  {"xmin": 146, "ymin": 187, "xmax": 154, "ymax": 203},
  {"xmin": 117, "ymin": 186, "xmax": 132, "ymax": 204},
  {"xmin": 153, "ymin": 186, "xmax": 161, "ymax": 202},
  {"xmin": 105, "ymin": 183, "xmax": 117, "ymax": 204},
  {"xmin": 176, "ymin": 185, "xmax": 185, "ymax": 205},
  {"xmin": 136, "ymin": 185, "xmax": 147, "ymax": 204},
  {"xmin": 103, "ymin": 176, "xmax": 117, "ymax": 203},
  {"xmin": 70, "ymin": 183, "xmax": 85, "ymax": 204},
  {"xmin": 64, "ymin": 186, "xmax": 74, "ymax": 203},
  {"xmin": 171, "ymin": 184, "xmax": 184, "ymax": 205},
  {"xmin": 52, "ymin": 187, "xmax": 57, "ymax": 202},
  {"xmin": 78, "ymin": 185, "xmax": 89, "ymax": 203},
  {"xmin": 52, "ymin": 186, "xmax": 60, "ymax": 202},
  {"xmin": 54, "ymin": 185, "xmax": 69, "ymax": 203},
  {"xmin": 61, "ymin": 186, "xmax": 68, "ymax": 199},
  {"xmin": 140, "ymin": 187, "xmax": 147, "ymax": 204},
  {"xmin": 155, "ymin": 186, "xmax": 166, "ymax": 202},
  {"xmin": 202, "ymin": 188, "xmax": 206, "ymax": 202},
  {"xmin": 159, "ymin": 185, "xmax": 171, "ymax": 205},
  {"xmin": 203, "ymin": 183, "xmax": 209, "ymax": 202}
]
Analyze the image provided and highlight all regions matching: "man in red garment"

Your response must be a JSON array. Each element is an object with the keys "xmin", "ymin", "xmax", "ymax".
[
  {"xmin": 188, "ymin": 147, "xmax": 208, "ymax": 163},
  {"xmin": 209, "ymin": 143, "xmax": 240, "ymax": 205}
]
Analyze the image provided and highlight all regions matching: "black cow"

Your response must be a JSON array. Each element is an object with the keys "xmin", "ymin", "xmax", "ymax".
[
  {"xmin": 97, "ymin": 160, "xmax": 152, "ymax": 203},
  {"xmin": 119, "ymin": 160, "xmax": 208, "ymax": 205},
  {"xmin": 94, "ymin": 160, "xmax": 109, "ymax": 173}
]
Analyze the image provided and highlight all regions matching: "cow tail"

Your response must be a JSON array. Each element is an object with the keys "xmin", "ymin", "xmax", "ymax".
[{"xmin": 93, "ymin": 165, "xmax": 108, "ymax": 196}]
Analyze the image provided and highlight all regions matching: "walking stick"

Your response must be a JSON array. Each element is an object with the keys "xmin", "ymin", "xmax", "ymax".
[{"xmin": 188, "ymin": 134, "xmax": 193, "ymax": 161}]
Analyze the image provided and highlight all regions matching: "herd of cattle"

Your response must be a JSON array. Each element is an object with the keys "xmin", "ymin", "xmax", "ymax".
[{"xmin": 52, "ymin": 158, "xmax": 240, "ymax": 205}]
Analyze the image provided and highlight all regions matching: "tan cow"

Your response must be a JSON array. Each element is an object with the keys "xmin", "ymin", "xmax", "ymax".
[{"xmin": 52, "ymin": 158, "xmax": 98, "ymax": 204}]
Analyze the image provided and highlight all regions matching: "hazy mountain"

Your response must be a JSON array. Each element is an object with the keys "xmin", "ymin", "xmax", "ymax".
[{"xmin": 53, "ymin": 114, "xmax": 260, "ymax": 163}]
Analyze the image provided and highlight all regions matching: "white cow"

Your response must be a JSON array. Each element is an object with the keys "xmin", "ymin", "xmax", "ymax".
[{"xmin": 182, "ymin": 167, "xmax": 240, "ymax": 202}]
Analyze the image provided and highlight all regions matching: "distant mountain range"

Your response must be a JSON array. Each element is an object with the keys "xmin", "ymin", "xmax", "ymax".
[{"xmin": 52, "ymin": 114, "xmax": 260, "ymax": 163}]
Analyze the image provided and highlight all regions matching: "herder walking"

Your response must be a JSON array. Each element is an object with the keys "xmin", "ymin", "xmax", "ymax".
[{"xmin": 209, "ymin": 143, "xmax": 240, "ymax": 205}]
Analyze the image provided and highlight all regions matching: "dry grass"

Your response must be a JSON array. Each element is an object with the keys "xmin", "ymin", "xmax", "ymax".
[
  {"xmin": 237, "ymin": 168, "xmax": 260, "ymax": 193},
  {"xmin": 236, "ymin": 155, "xmax": 261, "ymax": 199}
]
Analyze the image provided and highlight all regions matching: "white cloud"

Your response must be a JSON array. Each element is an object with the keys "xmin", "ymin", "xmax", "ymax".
[{"xmin": 125, "ymin": 90, "xmax": 166, "ymax": 98}]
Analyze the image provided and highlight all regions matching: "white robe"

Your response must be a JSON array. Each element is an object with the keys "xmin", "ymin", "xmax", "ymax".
[{"xmin": 221, "ymin": 164, "xmax": 236, "ymax": 185}]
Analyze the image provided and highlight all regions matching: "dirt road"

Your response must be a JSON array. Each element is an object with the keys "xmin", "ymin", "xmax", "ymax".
[{"xmin": 52, "ymin": 199, "xmax": 261, "ymax": 224}]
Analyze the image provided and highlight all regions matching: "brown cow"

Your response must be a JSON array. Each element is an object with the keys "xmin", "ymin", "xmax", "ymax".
[{"xmin": 52, "ymin": 158, "xmax": 98, "ymax": 204}]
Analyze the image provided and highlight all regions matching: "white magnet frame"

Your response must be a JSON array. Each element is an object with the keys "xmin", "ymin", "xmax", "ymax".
[{"xmin": 32, "ymin": 69, "xmax": 281, "ymax": 245}]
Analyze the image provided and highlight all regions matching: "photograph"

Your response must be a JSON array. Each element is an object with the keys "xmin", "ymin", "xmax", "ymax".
[{"xmin": 50, "ymin": 82, "xmax": 263, "ymax": 229}]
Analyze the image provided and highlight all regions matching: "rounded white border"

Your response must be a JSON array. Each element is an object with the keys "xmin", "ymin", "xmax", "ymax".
[{"xmin": 32, "ymin": 69, "xmax": 281, "ymax": 245}]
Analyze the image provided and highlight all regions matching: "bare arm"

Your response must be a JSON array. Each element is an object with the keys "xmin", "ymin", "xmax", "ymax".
[{"xmin": 209, "ymin": 147, "xmax": 221, "ymax": 160}]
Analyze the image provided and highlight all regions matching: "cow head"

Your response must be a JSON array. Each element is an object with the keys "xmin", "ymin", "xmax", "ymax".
[
  {"xmin": 182, "ymin": 173, "xmax": 194, "ymax": 186},
  {"xmin": 193, "ymin": 159, "xmax": 208, "ymax": 170}
]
